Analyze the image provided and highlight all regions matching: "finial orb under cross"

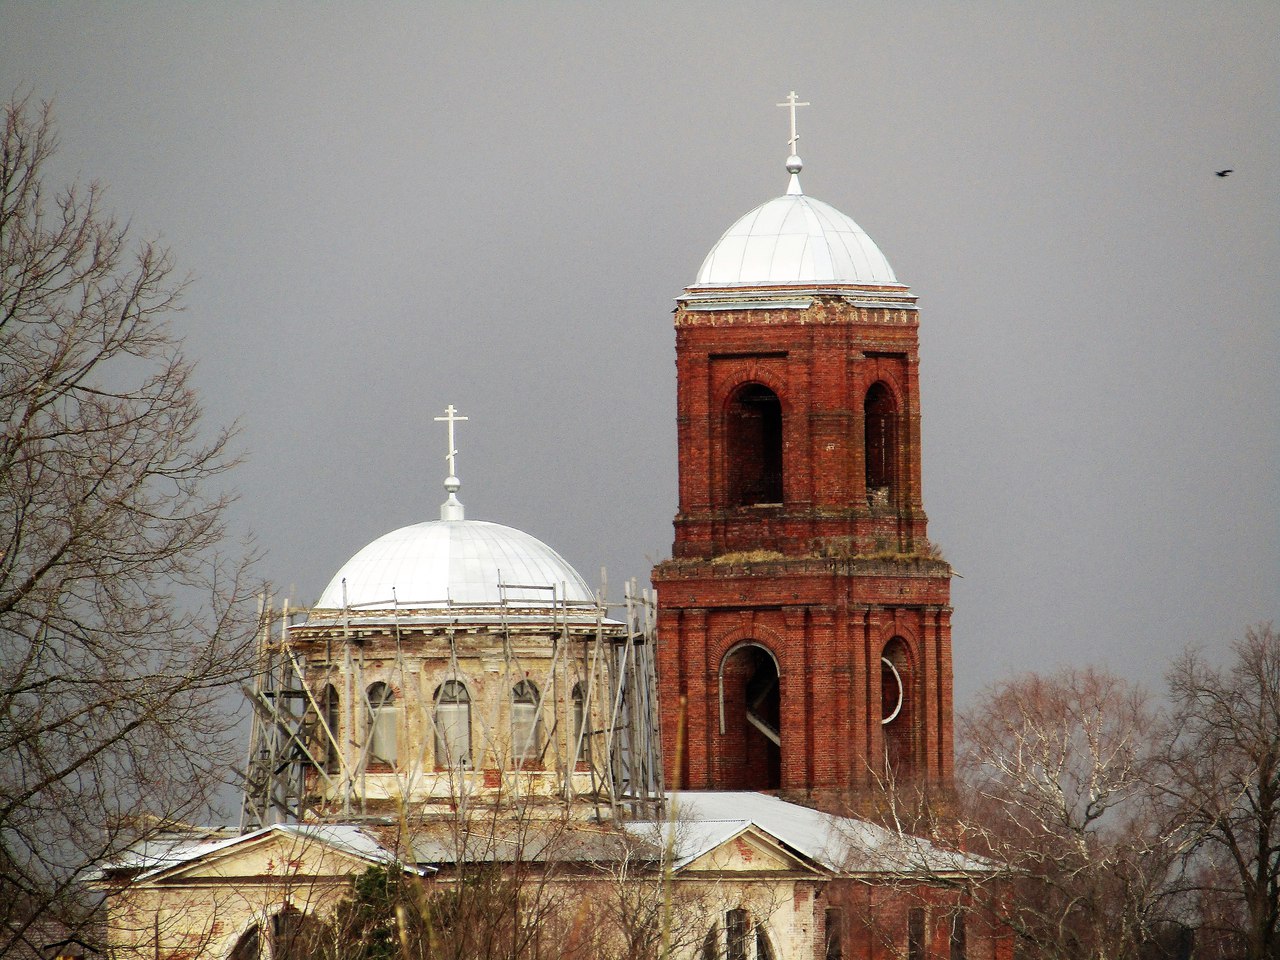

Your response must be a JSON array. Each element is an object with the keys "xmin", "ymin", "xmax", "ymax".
[{"xmin": 434, "ymin": 403, "xmax": 469, "ymax": 520}]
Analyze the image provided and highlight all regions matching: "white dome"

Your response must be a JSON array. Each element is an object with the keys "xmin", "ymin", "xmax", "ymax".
[
  {"xmin": 315, "ymin": 520, "xmax": 594, "ymax": 609},
  {"xmin": 693, "ymin": 186, "xmax": 898, "ymax": 287}
]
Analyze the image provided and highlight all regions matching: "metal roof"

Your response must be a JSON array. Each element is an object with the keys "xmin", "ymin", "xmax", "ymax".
[
  {"xmin": 315, "ymin": 519, "xmax": 595, "ymax": 609},
  {"xmin": 692, "ymin": 160, "xmax": 899, "ymax": 288},
  {"xmin": 104, "ymin": 823, "xmax": 428, "ymax": 882},
  {"xmin": 408, "ymin": 819, "xmax": 660, "ymax": 866},
  {"xmin": 104, "ymin": 795, "xmax": 991, "ymax": 885},
  {"xmin": 628, "ymin": 792, "xmax": 994, "ymax": 876},
  {"xmin": 298, "ymin": 608, "xmax": 619, "ymax": 630}
]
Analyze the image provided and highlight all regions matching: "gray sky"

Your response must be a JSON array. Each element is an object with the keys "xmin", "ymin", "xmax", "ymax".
[{"xmin": 3, "ymin": 2, "xmax": 1276, "ymax": 707}]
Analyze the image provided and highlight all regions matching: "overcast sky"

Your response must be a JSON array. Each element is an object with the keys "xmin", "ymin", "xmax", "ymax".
[{"xmin": 3, "ymin": 2, "xmax": 1275, "ymax": 707}]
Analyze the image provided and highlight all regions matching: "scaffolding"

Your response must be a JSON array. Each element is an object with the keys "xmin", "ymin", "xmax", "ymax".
[
  {"xmin": 239, "ymin": 578, "xmax": 664, "ymax": 831},
  {"xmin": 238, "ymin": 597, "xmax": 331, "ymax": 830}
]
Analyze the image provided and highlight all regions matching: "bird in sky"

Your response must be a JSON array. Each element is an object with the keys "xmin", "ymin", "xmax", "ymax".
[{"xmin": 1216, "ymin": 169, "xmax": 1234, "ymax": 177}]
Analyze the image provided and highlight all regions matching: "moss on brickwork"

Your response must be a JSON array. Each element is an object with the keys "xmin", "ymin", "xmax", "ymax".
[{"xmin": 710, "ymin": 549, "xmax": 786, "ymax": 565}]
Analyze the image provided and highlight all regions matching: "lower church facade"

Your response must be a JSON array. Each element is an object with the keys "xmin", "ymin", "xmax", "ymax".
[
  {"xmin": 104, "ymin": 795, "xmax": 1008, "ymax": 960},
  {"xmin": 101, "ymin": 130, "xmax": 1012, "ymax": 960}
]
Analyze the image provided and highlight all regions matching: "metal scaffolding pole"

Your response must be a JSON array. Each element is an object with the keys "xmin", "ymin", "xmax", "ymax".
[{"xmin": 239, "ymin": 598, "xmax": 324, "ymax": 830}]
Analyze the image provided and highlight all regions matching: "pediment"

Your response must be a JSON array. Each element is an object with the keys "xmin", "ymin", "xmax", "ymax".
[
  {"xmin": 142, "ymin": 830, "xmax": 381, "ymax": 886},
  {"xmin": 680, "ymin": 825, "xmax": 823, "ymax": 876}
]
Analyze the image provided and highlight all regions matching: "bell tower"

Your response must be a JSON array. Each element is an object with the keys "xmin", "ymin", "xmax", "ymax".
[{"xmin": 653, "ymin": 105, "xmax": 953, "ymax": 802}]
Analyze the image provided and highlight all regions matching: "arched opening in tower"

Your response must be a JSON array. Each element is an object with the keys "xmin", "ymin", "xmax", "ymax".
[
  {"xmin": 719, "ymin": 644, "xmax": 781, "ymax": 790},
  {"xmin": 881, "ymin": 638, "xmax": 916, "ymax": 782},
  {"xmin": 864, "ymin": 382, "xmax": 898, "ymax": 508},
  {"xmin": 727, "ymin": 384, "xmax": 783, "ymax": 506}
]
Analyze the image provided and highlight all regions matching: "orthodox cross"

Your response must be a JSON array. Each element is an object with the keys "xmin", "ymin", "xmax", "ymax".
[
  {"xmin": 775, "ymin": 90, "xmax": 810, "ymax": 155},
  {"xmin": 434, "ymin": 403, "xmax": 468, "ymax": 478}
]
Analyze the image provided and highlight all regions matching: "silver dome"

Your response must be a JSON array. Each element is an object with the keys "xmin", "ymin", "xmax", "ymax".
[
  {"xmin": 315, "ymin": 519, "xmax": 594, "ymax": 609},
  {"xmin": 692, "ymin": 170, "xmax": 898, "ymax": 287}
]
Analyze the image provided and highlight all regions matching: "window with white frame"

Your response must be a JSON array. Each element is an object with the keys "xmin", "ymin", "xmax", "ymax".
[
  {"xmin": 511, "ymin": 680, "xmax": 543, "ymax": 766},
  {"xmin": 434, "ymin": 679, "xmax": 472, "ymax": 769},
  {"xmin": 366, "ymin": 681, "xmax": 398, "ymax": 766},
  {"xmin": 571, "ymin": 681, "xmax": 590, "ymax": 763}
]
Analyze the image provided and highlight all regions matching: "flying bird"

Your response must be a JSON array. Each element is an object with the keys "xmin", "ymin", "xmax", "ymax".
[{"xmin": 1216, "ymin": 169, "xmax": 1233, "ymax": 177}]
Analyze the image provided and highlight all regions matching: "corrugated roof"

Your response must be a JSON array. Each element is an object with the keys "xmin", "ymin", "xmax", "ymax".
[
  {"xmin": 112, "ymin": 823, "xmax": 428, "ymax": 882},
  {"xmin": 408, "ymin": 819, "xmax": 661, "ymax": 867},
  {"xmin": 105, "ymin": 796, "xmax": 991, "ymax": 885},
  {"xmin": 627, "ymin": 792, "xmax": 993, "ymax": 877}
]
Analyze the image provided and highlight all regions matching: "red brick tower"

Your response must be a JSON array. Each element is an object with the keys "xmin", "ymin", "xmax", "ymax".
[{"xmin": 652, "ymin": 144, "xmax": 953, "ymax": 802}]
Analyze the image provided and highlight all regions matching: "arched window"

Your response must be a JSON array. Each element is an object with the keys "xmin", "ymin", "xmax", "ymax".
[
  {"xmin": 908, "ymin": 908, "xmax": 926, "ymax": 960},
  {"xmin": 272, "ymin": 910, "xmax": 326, "ymax": 960},
  {"xmin": 949, "ymin": 910, "xmax": 967, "ymax": 960},
  {"xmin": 228, "ymin": 925, "xmax": 261, "ymax": 960},
  {"xmin": 754, "ymin": 925, "xmax": 776, "ymax": 960},
  {"xmin": 864, "ymin": 382, "xmax": 898, "ymax": 507},
  {"xmin": 727, "ymin": 383, "xmax": 783, "ymax": 506},
  {"xmin": 881, "ymin": 638, "xmax": 914, "ymax": 780},
  {"xmin": 228, "ymin": 911, "xmax": 324, "ymax": 960},
  {"xmin": 320, "ymin": 684, "xmax": 340, "ymax": 773},
  {"xmin": 702, "ymin": 925, "xmax": 720, "ymax": 960},
  {"xmin": 366, "ymin": 681, "xmax": 398, "ymax": 766},
  {"xmin": 727, "ymin": 908, "xmax": 749, "ymax": 960},
  {"xmin": 511, "ymin": 680, "xmax": 543, "ymax": 767},
  {"xmin": 434, "ymin": 680, "xmax": 472, "ymax": 769},
  {"xmin": 705, "ymin": 911, "xmax": 774, "ymax": 960},
  {"xmin": 825, "ymin": 908, "xmax": 844, "ymax": 960},
  {"xmin": 571, "ymin": 682, "xmax": 589, "ymax": 763}
]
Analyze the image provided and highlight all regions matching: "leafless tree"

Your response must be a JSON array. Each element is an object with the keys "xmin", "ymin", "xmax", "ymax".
[
  {"xmin": 1158, "ymin": 623, "xmax": 1280, "ymax": 960},
  {"xmin": 956, "ymin": 668, "xmax": 1184, "ymax": 960},
  {"xmin": 578, "ymin": 817, "xmax": 730, "ymax": 960},
  {"xmin": 0, "ymin": 93, "xmax": 259, "ymax": 955},
  {"xmin": 314, "ymin": 790, "xmax": 595, "ymax": 960},
  {"xmin": 312, "ymin": 794, "xmax": 730, "ymax": 960},
  {"xmin": 581, "ymin": 827, "xmax": 678, "ymax": 960}
]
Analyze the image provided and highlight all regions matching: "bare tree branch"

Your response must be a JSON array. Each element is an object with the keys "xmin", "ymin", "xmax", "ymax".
[
  {"xmin": 1158, "ymin": 623, "xmax": 1280, "ymax": 960},
  {"xmin": 0, "ymin": 92, "xmax": 260, "ymax": 956},
  {"xmin": 955, "ymin": 668, "xmax": 1185, "ymax": 960}
]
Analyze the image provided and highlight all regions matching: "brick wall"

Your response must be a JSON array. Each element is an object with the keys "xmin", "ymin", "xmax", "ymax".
[{"xmin": 654, "ymin": 288, "xmax": 955, "ymax": 801}]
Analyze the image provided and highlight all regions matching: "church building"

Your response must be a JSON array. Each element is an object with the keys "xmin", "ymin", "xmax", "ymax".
[{"xmin": 100, "ymin": 100, "xmax": 1009, "ymax": 960}]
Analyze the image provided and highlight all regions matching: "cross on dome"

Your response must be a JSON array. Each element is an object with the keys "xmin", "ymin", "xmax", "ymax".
[
  {"xmin": 776, "ymin": 90, "xmax": 809, "ymax": 194},
  {"xmin": 434, "ymin": 403, "xmax": 468, "ymax": 520},
  {"xmin": 434, "ymin": 403, "xmax": 468, "ymax": 479},
  {"xmin": 776, "ymin": 90, "xmax": 809, "ymax": 158}
]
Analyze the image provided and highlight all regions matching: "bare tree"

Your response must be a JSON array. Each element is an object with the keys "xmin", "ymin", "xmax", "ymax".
[
  {"xmin": 957, "ymin": 668, "xmax": 1183, "ymax": 960},
  {"xmin": 1159, "ymin": 623, "xmax": 1280, "ymax": 960},
  {"xmin": 313, "ymin": 797, "xmax": 726, "ymax": 960},
  {"xmin": 583, "ymin": 827, "xmax": 677, "ymax": 960},
  {"xmin": 322, "ymin": 816, "xmax": 584, "ymax": 960},
  {"xmin": 0, "ymin": 93, "xmax": 259, "ymax": 954},
  {"xmin": 579, "ymin": 818, "xmax": 729, "ymax": 960}
]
